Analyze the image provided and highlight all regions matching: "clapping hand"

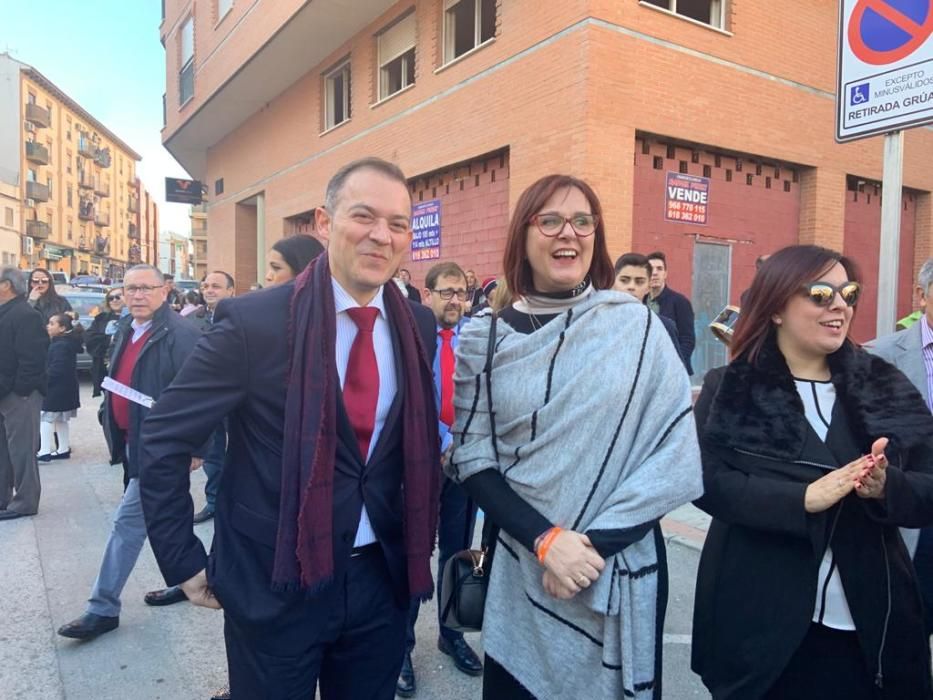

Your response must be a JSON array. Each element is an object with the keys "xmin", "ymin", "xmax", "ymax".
[{"xmin": 855, "ymin": 437, "xmax": 888, "ymax": 500}]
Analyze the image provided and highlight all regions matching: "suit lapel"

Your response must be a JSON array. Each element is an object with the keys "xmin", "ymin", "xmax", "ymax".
[{"xmin": 897, "ymin": 324, "xmax": 929, "ymax": 405}]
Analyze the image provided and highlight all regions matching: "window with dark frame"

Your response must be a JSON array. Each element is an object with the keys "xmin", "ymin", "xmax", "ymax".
[
  {"xmin": 324, "ymin": 61, "xmax": 351, "ymax": 130},
  {"xmin": 444, "ymin": 0, "xmax": 496, "ymax": 64},
  {"xmin": 378, "ymin": 13, "xmax": 416, "ymax": 100},
  {"xmin": 642, "ymin": 0, "xmax": 726, "ymax": 30}
]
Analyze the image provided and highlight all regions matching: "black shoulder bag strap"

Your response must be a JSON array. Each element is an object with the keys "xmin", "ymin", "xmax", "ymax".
[{"xmin": 462, "ymin": 311, "xmax": 500, "ymax": 553}]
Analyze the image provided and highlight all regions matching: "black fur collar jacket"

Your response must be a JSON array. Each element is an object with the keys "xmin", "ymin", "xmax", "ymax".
[{"xmin": 690, "ymin": 334, "xmax": 933, "ymax": 700}]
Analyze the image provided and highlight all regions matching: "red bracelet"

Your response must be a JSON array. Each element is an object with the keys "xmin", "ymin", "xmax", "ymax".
[{"xmin": 536, "ymin": 526, "xmax": 563, "ymax": 564}]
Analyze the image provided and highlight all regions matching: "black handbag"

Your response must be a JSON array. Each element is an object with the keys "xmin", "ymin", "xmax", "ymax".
[{"xmin": 439, "ymin": 312, "xmax": 500, "ymax": 633}]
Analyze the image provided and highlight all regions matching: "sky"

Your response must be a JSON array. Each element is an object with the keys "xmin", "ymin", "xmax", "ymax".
[{"xmin": 2, "ymin": 1, "xmax": 192, "ymax": 236}]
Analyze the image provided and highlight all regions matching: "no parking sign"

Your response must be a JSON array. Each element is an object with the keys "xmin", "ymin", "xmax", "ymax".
[{"xmin": 836, "ymin": 0, "xmax": 933, "ymax": 141}]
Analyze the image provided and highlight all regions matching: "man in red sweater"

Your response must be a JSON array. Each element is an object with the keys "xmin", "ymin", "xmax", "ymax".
[{"xmin": 57, "ymin": 264, "xmax": 202, "ymax": 640}]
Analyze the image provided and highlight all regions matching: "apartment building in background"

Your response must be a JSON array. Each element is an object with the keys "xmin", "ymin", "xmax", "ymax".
[
  {"xmin": 160, "ymin": 0, "xmax": 933, "ymax": 383},
  {"xmin": 190, "ymin": 203, "xmax": 208, "ymax": 280},
  {"xmin": 0, "ymin": 52, "xmax": 150, "ymax": 279},
  {"xmin": 159, "ymin": 230, "xmax": 194, "ymax": 279},
  {"xmin": 0, "ymin": 181, "xmax": 21, "ymax": 267}
]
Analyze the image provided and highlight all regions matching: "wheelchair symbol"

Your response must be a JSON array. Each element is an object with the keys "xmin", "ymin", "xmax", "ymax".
[{"xmin": 850, "ymin": 83, "xmax": 870, "ymax": 105}]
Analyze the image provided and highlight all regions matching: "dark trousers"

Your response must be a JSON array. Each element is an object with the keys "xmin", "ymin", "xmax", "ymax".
[
  {"xmin": 224, "ymin": 548, "xmax": 408, "ymax": 699},
  {"xmin": 406, "ymin": 475, "xmax": 477, "ymax": 650},
  {"xmin": 203, "ymin": 424, "xmax": 226, "ymax": 509},
  {"xmin": 765, "ymin": 623, "xmax": 874, "ymax": 700},
  {"xmin": 914, "ymin": 527, "xmax": 933, "ymax": 637}
]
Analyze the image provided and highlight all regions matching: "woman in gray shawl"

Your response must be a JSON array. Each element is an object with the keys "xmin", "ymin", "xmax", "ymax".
[{"xmin": 447, "ymin": 174, "xmax": 703, "ymax": 699}]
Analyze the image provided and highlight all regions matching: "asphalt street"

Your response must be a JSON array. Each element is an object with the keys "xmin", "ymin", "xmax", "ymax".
[{"xmin": 0, "ymin": 378, "xmax": 711, "ymax": 699}]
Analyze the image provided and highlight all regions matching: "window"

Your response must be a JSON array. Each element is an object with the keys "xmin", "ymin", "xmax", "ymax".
[
  {"xmin": 27, "ymin": 92, "xmax": 36, "ymax": 105},
  {"xmin": 4, "ymin": 207, "xmax": 12, "ymax": 227},
  {"xmin": 179, "ymin": 16, "xmax": 195, "ymax": 105},
  {"xmin": 28, "ymin": 168, "xmax": 37, "ymax": 183},
  {"xmin": 68, "ymin": 219, "xmax": 73, "ymax": 240},
  {"xmin": 324, "ymin": 61, "xmax": 351, "ymax": 130},
  {"xmin": 444, "ymin": 0, "xmax": 496, "ymax": 64},
  {"xmin": 46, "ymin": 139, "xmax": 53, "ymax": 165},
  {"xmin": 378, "ymin": 13, "xmax": 416, "ymax": 100},
  {"xmin": 217, "ymin": 0, "xmax": 233, "ymax": 21},
  {"xmin": 47, "ymin": 176, "xmax": 53, "ymax": 199},
  {"xmin": 642, "ymin": 0, "xmax": 726, "ymax": 30},
  {"xmin": 66, "ymin": 151, "xmax": 72, "ymax": 174},
  {"xmin": 67, "ymin": 185, "xmax": 73, "ymax": 208}
]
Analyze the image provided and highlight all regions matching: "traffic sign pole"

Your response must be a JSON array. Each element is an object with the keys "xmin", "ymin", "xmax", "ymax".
[{"xmin": 877, "ymin": 129, "xmax": 904, "ymax": 337}]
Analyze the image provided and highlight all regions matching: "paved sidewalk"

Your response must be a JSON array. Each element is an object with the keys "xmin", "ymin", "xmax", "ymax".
[{"xmin": 0, "ymin": 380, "xmax": 711, "ymax": 699}]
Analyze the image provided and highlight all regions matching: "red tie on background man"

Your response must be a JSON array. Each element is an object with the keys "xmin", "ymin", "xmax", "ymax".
[
  {"xmin": 344, "ymin": 307, "xmax": 381, "ymax": 462},
  {"xmin": 439, "ymin": 328, "xmax": 455, "ymax": 426}
]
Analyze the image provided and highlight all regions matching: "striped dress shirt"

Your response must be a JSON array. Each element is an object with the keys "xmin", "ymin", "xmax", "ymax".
[{"xmin": 922, "ymin": 316, "xmax": 933, "ymax": 413}]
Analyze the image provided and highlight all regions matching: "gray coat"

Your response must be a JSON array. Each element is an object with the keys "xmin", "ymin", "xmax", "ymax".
[{"xmin": 866, "ymin": 321, "xmax": 930, "ymax": 557}]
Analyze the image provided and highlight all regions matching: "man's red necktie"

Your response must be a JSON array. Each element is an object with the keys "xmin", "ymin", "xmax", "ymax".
[
  {"xmin": 344, "ymin": 307, "xmax": 380, "ymax": 462},
  {"xmin": 439, "ymin": 328, "xmax": 455, "ymax": 427}
]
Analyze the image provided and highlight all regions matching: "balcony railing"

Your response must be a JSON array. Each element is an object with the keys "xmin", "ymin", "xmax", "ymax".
[
  {"xmin": 25, "ymin": 141, "xmax": 49, "ymax": 165},
  {"xmin": 128, "ymin": 195, "xmax": 139, "ymax": 213},
  {"xmin": 78, "ymin": 200, "xmax": 95, "ymax": 221},
  {"xmin": 95, "ymin": 177, "xmax": 111, "ymax": 197},
  {"xmin": 95, "ymin": 147, "xmax": 112, "ymax": 168},
  {"xmin": 95, "ymin": 211, "xmax": 110, "ymax": 227},
  {"xmin": 77, "ymin": 135, "xmax": 98, "ymax": 159},
  {"xmin": 128, "ymin": 223, "xmax": 140, "ymax": 239},
  {"xmin": 26, "ymin": 181, "xmax": 49, "ymax": 202},
  {"xmin": 78, "ymin": 172, "xmax": 95, "ymax": 190},
  {"xmin": 26, "ymin": 220, "xmax": 51, "ymax": 239},
  {"xmin": 95, "ymin": 236, "xmax": 110, "ymax": 256},
  {"xmin": 25, "ymin": 103, "xmax": 51, "ymax": 128}
]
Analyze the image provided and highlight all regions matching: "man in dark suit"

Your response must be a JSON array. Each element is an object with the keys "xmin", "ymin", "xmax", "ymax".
[
  {"xmin": 138, "ymin": 157, "xmax": 441, "ymax": 699},
  {"xmin": 646, "ymin": 251, "xmax": 696, "ymax": 374}
]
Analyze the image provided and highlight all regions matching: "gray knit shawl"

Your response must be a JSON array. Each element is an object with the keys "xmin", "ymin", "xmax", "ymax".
[{"xmin": 447, "ymin": 291, "xmax": 703, "ymax": 699}]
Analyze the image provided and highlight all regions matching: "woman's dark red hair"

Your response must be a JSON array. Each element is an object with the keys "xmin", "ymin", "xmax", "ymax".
[
  {"xmin": 502, "ymin": 175, "xmax": 615, "ymax": 298},
  {"xmin": 731, "ymin": 245, "xmax": 862, "ymax": 365}
]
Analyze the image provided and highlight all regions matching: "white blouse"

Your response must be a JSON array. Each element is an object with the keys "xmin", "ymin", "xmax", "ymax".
[{"xmin": 795, "ymin": 378, "xmax": 856, "ymax": 632}]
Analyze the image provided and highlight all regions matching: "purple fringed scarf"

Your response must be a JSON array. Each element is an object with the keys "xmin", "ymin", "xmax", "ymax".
[{"xmin": 272, "ymin": 253, "xmax": 440, "ymax": 598}]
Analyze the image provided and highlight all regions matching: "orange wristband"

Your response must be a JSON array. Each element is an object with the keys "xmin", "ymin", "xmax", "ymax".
[{"xmin": 536, "ymin": 526, "xmax": 563, "ymax": 564}]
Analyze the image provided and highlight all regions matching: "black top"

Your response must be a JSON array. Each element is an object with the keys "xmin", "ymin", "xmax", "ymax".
[
  {"xmin": 459, "ymin": 305, "xmax": 656, "ymax": 559},
  {"xmin": 0, "ymin": 295, "xmax": 49, "ymax": 399}
]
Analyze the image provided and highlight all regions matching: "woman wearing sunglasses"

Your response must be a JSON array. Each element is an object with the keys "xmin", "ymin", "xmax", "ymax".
[
  {"xmin": 85, "ymin": 288, "xmax": 125, "ymax": 397},
  {"xmin": 692, "ymin": 245, "xmax": 933, "ymax": 699},
  {"xmin": 448, "ymin": 174, "xmax": 703, "ymax": 699},
  {"xmin": 27, "ymin": 268, "xmax": 72, "ymax": 323}
]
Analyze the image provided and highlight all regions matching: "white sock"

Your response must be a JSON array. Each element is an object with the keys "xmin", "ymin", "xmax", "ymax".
[
  {"xmin": 39, "ymin": 421, "xmax": 55, "ymax": 456},
  {"xmin": 55, "ymin": 421, "xmax": 70, "ymax": 453}
]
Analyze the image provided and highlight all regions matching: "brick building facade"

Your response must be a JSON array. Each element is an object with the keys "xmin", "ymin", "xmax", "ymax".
[{"xmin": 161, "ymin": 0, "xmax": 933, "ymax": 380}]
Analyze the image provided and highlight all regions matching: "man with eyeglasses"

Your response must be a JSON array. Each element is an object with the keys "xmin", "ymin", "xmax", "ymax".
[
  {"xmin": 57, "ymin": 264, "xmax": 203, "ymax": 641},
  {"xmin": 0, "ymin": 266, "xmax": 49, "ymax": 521},
  {"xmin": 398, "ymin": 261, "xmax": 482, "ymax": 697}
]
